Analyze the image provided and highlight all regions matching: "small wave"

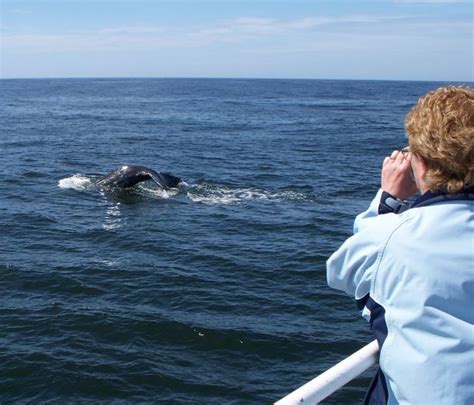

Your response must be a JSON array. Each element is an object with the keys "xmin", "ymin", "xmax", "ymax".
[
  {"xmin": 23, "ymin": 170, "xmax": 47, "ymax": 179},
  {"xmin": 93, "ymin": 259, "xmax": 122, "ymax": 267},
  {"xmin": 58, "ymin": 175, "xmax": 93, "ymax": 191},
  {"xmin": 186, "ymin": 183, "xmax": 310, "ymax": 205}
]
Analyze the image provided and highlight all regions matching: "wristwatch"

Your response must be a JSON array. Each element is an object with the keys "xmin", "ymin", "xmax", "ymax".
[{"xmin": 378, "ymin": 191, "xmax": 406, "ymax": 214}]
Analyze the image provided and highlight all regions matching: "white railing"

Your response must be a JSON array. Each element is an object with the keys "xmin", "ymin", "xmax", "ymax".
[{"xmin": 275, "ymin": 340, "xmax": 379, "ymax": 405}]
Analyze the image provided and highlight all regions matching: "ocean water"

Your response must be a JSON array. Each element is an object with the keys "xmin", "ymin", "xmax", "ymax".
[{"xmin": 0, "ymin": 78, "xmax": 460, "ymax": 403}]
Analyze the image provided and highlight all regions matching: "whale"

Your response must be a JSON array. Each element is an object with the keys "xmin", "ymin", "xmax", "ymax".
[{"xmin": 94, "ymin": 165, "xmax": 181, "ymax": 190}]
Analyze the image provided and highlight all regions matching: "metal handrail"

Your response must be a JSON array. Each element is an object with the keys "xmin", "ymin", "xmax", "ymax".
[{"xmin": 275, "ymin": 340, "xmax": 379, "ymax": 404}]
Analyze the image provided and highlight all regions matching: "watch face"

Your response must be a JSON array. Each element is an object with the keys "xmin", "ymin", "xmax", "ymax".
[
  {"xmin": 379, "ymin": 191, "xmax": 404, "ymax": 214},
  {"xmin": 385, "ymin": 196, "xmax": 402, "ymax": 210}
]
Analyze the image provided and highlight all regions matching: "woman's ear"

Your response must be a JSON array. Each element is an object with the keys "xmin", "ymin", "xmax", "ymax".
[{"xmin": 412, "ymin": 153, "xmax": 430, "ymax": 193}]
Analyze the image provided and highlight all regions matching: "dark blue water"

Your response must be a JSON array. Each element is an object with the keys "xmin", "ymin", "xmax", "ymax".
[{"xmin": 0, "ymin": 78, "xmax": 461, "ymax": 403}]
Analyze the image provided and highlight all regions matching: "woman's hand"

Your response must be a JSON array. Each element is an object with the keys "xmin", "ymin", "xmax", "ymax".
[{"xmin": 381, "ymin": 149, "xmax": 418, "ymax": 200}]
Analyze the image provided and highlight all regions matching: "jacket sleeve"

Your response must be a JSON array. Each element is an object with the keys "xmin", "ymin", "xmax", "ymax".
[
  {"xmin": 354, "ymin": 189, "xmax": 383, "ymax": 233},
  {"xmin": 326, "ymin": 190, "xmax": 399, "ymax": 300}
]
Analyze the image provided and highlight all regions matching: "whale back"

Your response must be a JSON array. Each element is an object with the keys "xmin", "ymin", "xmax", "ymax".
[{"xmin": 95, "ymin": 165, "xmax": 181, "ymax": 190}]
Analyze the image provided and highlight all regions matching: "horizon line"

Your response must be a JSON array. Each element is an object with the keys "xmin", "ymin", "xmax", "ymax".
[{"xmin": 1, "ymin": 75, "xmax": 472, "ymax": 84}]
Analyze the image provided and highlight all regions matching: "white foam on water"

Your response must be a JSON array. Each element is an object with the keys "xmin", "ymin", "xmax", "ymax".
[
  {"xmin": 187, "ymin": 184, "xmax": 309, "ymax": 205},
  {"xmin": 95, "ymin": 259, "xmax": 121, "ymax": 267},
  {"xmin": 58, "ymin": 175, "xmax": 93, "ymax": 191},
  {"xmin": 136, "ymin": 183, "xmax": 181, "ymax": 199}
]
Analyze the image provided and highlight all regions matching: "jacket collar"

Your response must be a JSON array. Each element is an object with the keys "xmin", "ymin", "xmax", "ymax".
[{"xmin": 412, "ymin": 185, "xmax": 474, "ymax": 209}]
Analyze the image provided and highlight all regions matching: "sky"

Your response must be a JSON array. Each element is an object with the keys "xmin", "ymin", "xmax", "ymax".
[{"xmin": 0, "ymin": 0, "xmax": 472, "ymax": 81}]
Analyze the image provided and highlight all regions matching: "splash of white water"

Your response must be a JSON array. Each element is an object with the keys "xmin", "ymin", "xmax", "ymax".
[{"xmin": 58, "ymin": 175, "xmax": 93, "ymax": 191}]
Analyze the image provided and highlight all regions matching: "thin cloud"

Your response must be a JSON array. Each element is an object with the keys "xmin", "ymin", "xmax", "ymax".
[
  {"xmin": 2, "ymin": 14, "xmax": 471, "ymax": 53},
  {"xmin": 189, "ymin": 15, "xmax": 405, "ymax": 42},
  {"xmin": 11, "ymin": 9, "xmax": 33, "ymax": 15},
  {"xmin": 232, "ymin": 15, "xmax": 400, "ymax": 34},
  {"xmin": 99, "ymin": 26, "xmax": 165, "ymax": 35}
]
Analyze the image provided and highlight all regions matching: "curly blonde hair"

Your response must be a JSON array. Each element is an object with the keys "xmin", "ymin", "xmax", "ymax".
[{"xmin": 405, "ymin": 86, "xmax": 474, "ymax": 193}]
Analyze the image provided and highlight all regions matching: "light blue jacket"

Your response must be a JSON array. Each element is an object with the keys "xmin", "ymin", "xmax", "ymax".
[{"xmin": 327, "ymin": 188, "xmax": 474, "ymax": 404}]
